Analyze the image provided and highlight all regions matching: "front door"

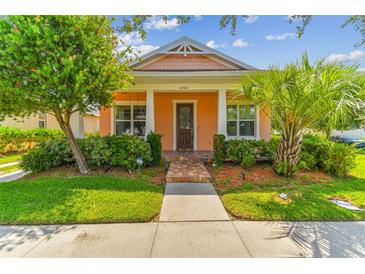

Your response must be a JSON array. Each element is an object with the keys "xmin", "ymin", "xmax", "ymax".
[{"xmin": 176, "ymin": 103, "xmax": 194, "ymax": 151}]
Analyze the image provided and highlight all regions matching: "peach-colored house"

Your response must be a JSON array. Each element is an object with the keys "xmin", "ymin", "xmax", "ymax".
[{"xmin": 100, "ymin": 36, "xmax": 271, "ymax": 151}]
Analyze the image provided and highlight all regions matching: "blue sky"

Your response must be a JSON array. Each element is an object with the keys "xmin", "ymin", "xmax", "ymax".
[{"xmin": 116, "ymin": 16, "xmax": 365, "ymax": 70}]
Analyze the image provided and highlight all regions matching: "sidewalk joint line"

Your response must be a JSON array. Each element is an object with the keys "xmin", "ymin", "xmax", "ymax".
[
  {"xmin": 231, "ymin": 221, "xmax": 253, "ymax": 258},
  {"xmin": 149, "ymin": 222, "xmax": 159, "ymax": 258}
]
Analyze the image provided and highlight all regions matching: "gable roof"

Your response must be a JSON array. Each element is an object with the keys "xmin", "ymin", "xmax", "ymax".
[{"xmin": 130, "ymin": 36, "xmax": 257, "ymax": 71}]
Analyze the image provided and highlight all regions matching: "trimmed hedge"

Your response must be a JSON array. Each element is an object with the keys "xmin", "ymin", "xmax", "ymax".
[
  {"xmin": 21, "ymin": 135, "xmax": 152, "ymax": 173},
  {"xmin": 213, "ymin": 134, "xmax": 278, "ymax": 168},
  {"xmin": 146, "ymin": 132, "xmax": 162, "ymax": 166},
  {"xmin": 0, "ymin": 126, "xmax": 64, "ymax": 154},
  {"xmin": 213, "ymin": 134, "xmax": 226, "ymax": 167}
]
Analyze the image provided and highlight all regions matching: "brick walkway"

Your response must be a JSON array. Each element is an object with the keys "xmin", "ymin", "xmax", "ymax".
[{"xmin": 166, "ymin": 159, "xmax": 212, "ymax": 183}]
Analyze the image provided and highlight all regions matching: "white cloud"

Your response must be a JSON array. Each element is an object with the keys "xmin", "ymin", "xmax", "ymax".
[
  {"xmin": 245, "ymin": 16, "xmax": 259, "ymax": 24},
  {"xmin": 144, "ymin": 16, "xmax": 179, "ymax": 31},
  {"xmin": 232, "ymin": 38, "xmax": 249, "ymax": 48},
  {"xmin": 117, "ymin": 31, "xmax": 159, "ymax": 57},
  {"xmin": 265, "ymin": 32, "xmax": 296, "ymax": 41},
  {"xmin": 118, "ymin": 32, "xmax": 143, "ymax": 46},
  {"xmin": 206, "ymin": 40, "xmax": 219, "ymax": 49},
  {"xmin": 193, "ymin": 15, "xmax": 203, "ymax": 21},
  {"xmin": 325, "ymin": 50, "xmax": 365, "ymax": 64},
  {"xmin": 132, "ymin": 44, "xmax": 159, "ymax": 56}
]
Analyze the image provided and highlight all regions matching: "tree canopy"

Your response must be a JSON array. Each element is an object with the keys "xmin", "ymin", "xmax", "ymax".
[
  {"xmin": 0, "ymin": 16, "xmax": 132, "ymax": 173},
  {"xmin": 242, "ymin": 54, "xmax": 365, "ymax": 176}
]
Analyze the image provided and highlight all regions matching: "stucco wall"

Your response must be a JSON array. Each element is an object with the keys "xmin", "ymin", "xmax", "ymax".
[
  {"xmin": 154, "ymin": 92, "xmax": 218, "ymax": 150},
  {"xmin": 100, "ymin": 92, "xmax": 147, "ymax": 136},
  {"xmin": 0, "ymin": 115, "xmax": 39, "ymax": 130},
  {"xmin": 1, "ymin": 113, "xmax": 99, "ymax": 134}
]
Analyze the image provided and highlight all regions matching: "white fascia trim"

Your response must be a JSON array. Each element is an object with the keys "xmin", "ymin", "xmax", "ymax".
[
  {"xmin": 114, "ymin": 101, "xmax": 146, "ymax": 105},
  {"xmin": 172, "ymin": 100, "xmax": 198, "ymax": 151},
  {"xmin": 256, "ymin": 105, "xmax": 260, "ymax": 140}
]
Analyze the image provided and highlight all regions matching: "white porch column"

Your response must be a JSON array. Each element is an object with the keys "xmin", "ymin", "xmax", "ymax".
[
  {"xmin": 70, "ymin": 111, "xmax": 84, "ymax": 138},
  {"xmin": 218, "ymin": 89, "xmax": 227, "ymax": 135},
  {"xmin": 145, "ymin": 89, "xmax": 155, "ymax": 135}
]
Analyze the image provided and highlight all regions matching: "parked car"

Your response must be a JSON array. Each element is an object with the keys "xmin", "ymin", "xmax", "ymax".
[{"xmin": 330, "ymin": 136, "xmax": 365, "ymax": 148}]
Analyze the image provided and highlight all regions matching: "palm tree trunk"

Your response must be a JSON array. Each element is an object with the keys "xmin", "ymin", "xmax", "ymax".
[{"xmin": 274, "ymin": 129, "xmax": 302, "ymax": 177}]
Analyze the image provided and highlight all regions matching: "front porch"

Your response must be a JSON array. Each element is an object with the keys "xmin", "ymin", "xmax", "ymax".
[{"xmin": 162, "ymin": 150, "xmax": 213, "ymax": 162}]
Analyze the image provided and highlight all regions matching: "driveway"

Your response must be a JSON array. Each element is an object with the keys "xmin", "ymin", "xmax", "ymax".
[{"xmin": 1, "ymin": 221, "xmax": 365, "ymax": 258}]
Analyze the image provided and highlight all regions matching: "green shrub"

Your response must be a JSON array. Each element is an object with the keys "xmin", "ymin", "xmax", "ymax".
[
  {"xmin": 225, "ymin": 139, "xmax": 257, "ymax": 168},
  {"xmin": 323, "ymin": 142, "xmax": 356, "ymax": 177},
  {"xmin": 299, "ymin": 134, "xmax": 329, "ymax": 170},
  {"xmin": 0, "ymin": 126, "xmax": 64, "ymax": 154},
  {"xmin": 274, "ymin": 160, "xmax": 298, "ymax": 177},
  {"xmin": 213, "ymin": 134, "xmax": 226, "ymax": 167},
  {"xmin": 146, "ymin": 132, "xmax": 162, "ymax": 166},
  {"xmin": 241, "ymin": 153, "xmax": 256, "ymax": 168},
  {"xmin": 21, "ymin": 135, "xmax": 152, "ymax": 172}
]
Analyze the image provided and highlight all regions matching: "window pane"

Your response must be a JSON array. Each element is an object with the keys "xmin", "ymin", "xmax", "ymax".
[
  {"xmin": 227, "ymin": 121, "xmax": 237, "ymax": 136},
  {"xmin": 115, "ymin": 105, "xmax": 131, "ymax": 120},
  {"xmin": 179, "ymin": 106, "xmax": 191, "ymax": 129},
  {"xmin": 116, "ymin": 121, "xmax": 131, "ymax": 135},
  {"xmin": 239, "ymin": 121, "xmax": 255, "ymax": 136},
  {"xmin": 239, "ymin": 105, "xmax": 255, "ymax": 119},
  {"xmin": 133, "ymin": 105, "xmax": 146, "ymax": 120},
  {"xmin": 38, "ymin": 120, "xmax": 45, "ymax": 128},
  {"xmin": 133, "ymin": 121, "xmax": 146, "ymax": 136},
  {"xmin": 226, "ymin": 105, "xmax": 237, "ymax": 120}
]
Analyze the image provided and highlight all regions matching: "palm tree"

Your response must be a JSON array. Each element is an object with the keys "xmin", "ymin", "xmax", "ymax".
[{"xmin": 242, "ymin": 54, "xmax": 364, "ymax": 177}]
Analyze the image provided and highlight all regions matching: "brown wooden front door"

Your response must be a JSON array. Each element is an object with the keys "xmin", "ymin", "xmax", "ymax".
[{"xmin": 176, "ymin": 103, "xmax": 194, "ymax": 151}]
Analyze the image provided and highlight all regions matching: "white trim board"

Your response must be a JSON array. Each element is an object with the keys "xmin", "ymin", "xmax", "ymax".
[{"xmin": 172, "ymin": 100, "xmax": 198, "ymax": 151}]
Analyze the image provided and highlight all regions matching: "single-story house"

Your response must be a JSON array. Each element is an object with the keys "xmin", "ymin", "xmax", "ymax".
[
  {"xmin": 100, "ymin": 36, "xmax": 271, "ymax": 151},
  {"xmin": 1, "ymin": 112, "xmax": 100, "ymax": 137}
]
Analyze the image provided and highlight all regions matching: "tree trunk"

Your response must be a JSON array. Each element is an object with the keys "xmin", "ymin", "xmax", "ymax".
[
  {"xmin": 274, "ymin": 130, "xmax": 302, "ymax": 177},
  {"xmin": 55, "ymin": 111, "xmax": 90, "ymax": 175},
  {"xmin": 63, "ymin": 123, "xmax": 90, "ymax": 175}
]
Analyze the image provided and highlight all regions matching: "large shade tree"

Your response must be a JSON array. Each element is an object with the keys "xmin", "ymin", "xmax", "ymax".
[
  {"xmin": 0, "ymin": 16, "xmax": 132, "ymax": 174},
  {"xmin": 242, "ymin": 54, "xmax": 365, "ymax": 177}
]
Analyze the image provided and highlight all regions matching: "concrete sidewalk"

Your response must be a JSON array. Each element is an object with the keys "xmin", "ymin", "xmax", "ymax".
[
  {"xmin": 0, "ymin": 170, "xmax": 28, "ymax": 183},
  {"xmin": 159, "ymin": 183, "xmax": 230, "ymax": 222},
  {"xmin": 1, "ymin": 221, "xmax": 364, "ymax": 258}
]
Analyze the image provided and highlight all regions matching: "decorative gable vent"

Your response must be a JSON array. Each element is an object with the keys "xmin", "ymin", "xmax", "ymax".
[
  {"xmin": 131, "ymin": 36, "xmax": 257, "ymax": 71},
  {"xmin": 167, "ymin": 43, "xmax": 203, "ymax": 56}
]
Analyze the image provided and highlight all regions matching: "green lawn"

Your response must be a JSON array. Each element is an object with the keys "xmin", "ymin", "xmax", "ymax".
[
  {"xmin": 0, "ymin": 175, "xmax": 164, "ymax": 224},
  {"xmin": 220, "ymin": 154, "xmax": 365, "ymax": 221},
  {"xmin": 0, "ymin": 153, "xmax": 21, "ymax": 165}
]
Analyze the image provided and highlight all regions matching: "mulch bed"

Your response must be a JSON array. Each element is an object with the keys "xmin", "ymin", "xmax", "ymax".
[{"xmin": 206, "ymin": 162, "xmax": 333, "ymax": 192}]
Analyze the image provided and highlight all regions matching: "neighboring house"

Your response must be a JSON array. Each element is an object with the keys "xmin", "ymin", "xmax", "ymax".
[
  {"xmin": 0, "ymin": 112, "xmax": 100, "ymax": 138},
  {"xmin": 100, "ymin": 36, "xmax": 272, "ymax": 151},
  {"xmin": 332, "ymin": 128, "xmax": 365, "ymax": 139}
]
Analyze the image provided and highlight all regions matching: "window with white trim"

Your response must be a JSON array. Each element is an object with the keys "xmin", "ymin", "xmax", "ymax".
[
  {"xmin": 226, "ymin": 104, "xmax": 255, "ymax": 137},
  {"xmin": 38, "ymin": 112, "xmax": 46, "ymax": 128},
  {"xmin": 115, "ymin": 105, "xmax": 146, "ymax": 136}
]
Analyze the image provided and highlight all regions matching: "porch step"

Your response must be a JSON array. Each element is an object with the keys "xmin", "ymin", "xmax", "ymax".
[{"xmin": 166, "ymin": 159, "xmax": 212, "ymax": 183}]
